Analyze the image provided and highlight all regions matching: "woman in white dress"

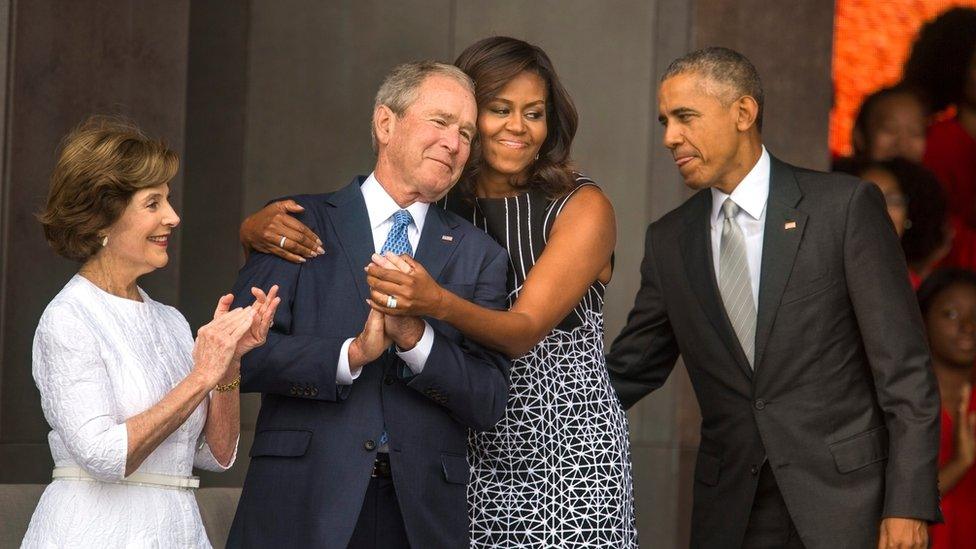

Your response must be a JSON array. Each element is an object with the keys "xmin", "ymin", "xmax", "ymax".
[{"xmin": 22, "ymin": 116, "xmax": 280, "ymax": 548}]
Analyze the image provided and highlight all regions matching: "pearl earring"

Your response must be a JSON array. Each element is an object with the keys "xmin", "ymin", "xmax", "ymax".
[{"xmin": 101, "ymin": 235, "xmax": 109, "ymax": 247}]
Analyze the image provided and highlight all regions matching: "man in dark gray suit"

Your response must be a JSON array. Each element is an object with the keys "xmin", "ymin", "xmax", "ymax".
[{"xmin": 607, "ymin": 47, "xmax": 940, "ymax": 548}]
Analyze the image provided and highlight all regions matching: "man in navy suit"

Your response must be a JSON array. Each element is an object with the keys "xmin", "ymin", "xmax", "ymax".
[{"xmin": 226, "ymin": 61, "xmax": 511, "ymax": 548}]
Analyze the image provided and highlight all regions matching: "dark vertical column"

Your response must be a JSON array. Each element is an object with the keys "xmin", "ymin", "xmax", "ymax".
[
  {"xmin": 0, "ymin": 0, "xmax": 190, "ymax": 482},
  {"xmin": 180, "ymin": 0, "xmax": 250, "ymax": 486},
  {"xmin": 0, "ymin": 0, "xmax": 13, "ymax": 449},
  {"xmin": 694, "ymin": 0, "xmax": 834, "ymax": 169}
]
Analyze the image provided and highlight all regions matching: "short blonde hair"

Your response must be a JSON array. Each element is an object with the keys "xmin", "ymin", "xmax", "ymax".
[
  {"xmin": 371, "ymin": 61, "xmax": 474, "ymax": 152},
  {"xmin": 38, "ymin": 115, "xmax": 179, "ymax": 262}
]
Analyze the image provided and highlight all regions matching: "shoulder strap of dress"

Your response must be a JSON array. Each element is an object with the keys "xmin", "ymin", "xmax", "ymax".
[{"xmin": 543, "ymin": 175, "xmax": 601, "ymax": 242}]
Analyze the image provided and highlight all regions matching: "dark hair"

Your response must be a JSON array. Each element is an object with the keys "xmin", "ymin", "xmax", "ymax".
[
  {"xmin": 39, "ymin": 115, "xmax": 179, "ymax": 262},
  {"xmin": 663, "ymin": 46, "xmax": 765, "ymax": 131},
  {"xmin": 837, "ymin": 157, "xmax": 947, "ymax": 266},
  {"xmin": 454, "ymin": 36, "xmax": 579, "ymax": 198},
  {"xmin": 902, "ymin": 7, "xmax": 976, "ymax": 113},
  {"xmin": 917, "ymin": 268, "xmax": 976, "ymax": 316},
  {"xmin": 851, "ymin": 85, "xmax": 925, "ymax": 156}
]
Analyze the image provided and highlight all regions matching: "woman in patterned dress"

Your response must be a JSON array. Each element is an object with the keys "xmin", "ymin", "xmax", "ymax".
[{"xmin": 240, "ymin": 37, "xmax": 636, "ymax": 548}]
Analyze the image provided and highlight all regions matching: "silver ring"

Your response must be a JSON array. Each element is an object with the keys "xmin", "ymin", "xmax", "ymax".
[
  {"xmin": 386, "ymin": 295, "xmax": 397, "ymax": 309},
  {"xmin": 278, "ymin": 235, "xmax": 287, "ymax": 248}
]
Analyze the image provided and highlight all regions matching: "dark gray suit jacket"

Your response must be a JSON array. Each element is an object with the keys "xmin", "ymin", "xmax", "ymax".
[
  {"xmin": 226, "ymin": 178, "xmax": 511, "ymax": 548},
  {"xmin": 607, "ymin": 156, "xmax": 941, "ymax": 548}
]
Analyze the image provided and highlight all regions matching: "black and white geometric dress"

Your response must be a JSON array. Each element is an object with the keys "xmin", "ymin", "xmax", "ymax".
[{"xmin": 442, "ymin": 178, "xmax": 638, "ymax": 548}]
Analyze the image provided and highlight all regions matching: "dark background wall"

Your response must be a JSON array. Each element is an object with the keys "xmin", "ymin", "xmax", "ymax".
[{"xmin": 0, "ymin": 1, "xmax": 833, "ymax": 545}]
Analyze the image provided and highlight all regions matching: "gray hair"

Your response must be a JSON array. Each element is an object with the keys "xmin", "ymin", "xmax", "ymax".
[
  {"xmin": 371, "ymin": 61, "xmax": 475, "ymax": 152},
  {"xmin": 662, "ymin": 47, "xmax": 765, "ymax": 131}
]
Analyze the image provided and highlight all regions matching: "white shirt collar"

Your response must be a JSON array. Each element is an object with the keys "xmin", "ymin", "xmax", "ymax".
[
  {"xmin": 361, "ymin": 172, "xmax": 429, "ymax": 236},
  {"xmin": 710, "ymin": 146, "xmax": 770, "ymax": 222}
]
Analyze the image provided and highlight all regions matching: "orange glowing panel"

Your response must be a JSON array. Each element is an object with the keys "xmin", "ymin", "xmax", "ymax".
[{"xmin": 830, "ymin": 0, "xmax": 976, "ymax": 158}]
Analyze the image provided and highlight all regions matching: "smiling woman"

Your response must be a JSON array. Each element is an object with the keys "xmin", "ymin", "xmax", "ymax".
[
  {"xmin": 239, "ymin": 36, "xmax": 635, "ymax": 548},
  {"xmin": 23, "ymin": 116, "xmax": 279, "ymax": 548}
]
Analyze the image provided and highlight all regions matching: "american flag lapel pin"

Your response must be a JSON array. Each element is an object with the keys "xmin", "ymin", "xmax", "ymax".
[
  {"xmin": 784, "ymin": 221, "xmax": 797, "ymax": 230},
  {"xmin": 441, "ymin": 235, "xmax": 454, "ymax": 242}
]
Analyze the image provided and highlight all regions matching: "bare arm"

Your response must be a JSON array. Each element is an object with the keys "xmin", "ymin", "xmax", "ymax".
[
  {"xmin": 938, "ymin": 385, "xmax": 976, "ymax": 495},
  {"xmin": 198, "ymin": 287, "xmax": 279, "ymax": 467},
  {"xmin": 367, "ymin": 186, "xmax": 615, "ymax": 358},
  {"xmin": 125, "ymin": 306, "xmax": 254, "ymax": 475}
]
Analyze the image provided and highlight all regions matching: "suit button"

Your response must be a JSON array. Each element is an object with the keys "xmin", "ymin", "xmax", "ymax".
[
  {"xmin": 304, "ymin": 388, "xmax": 311, "ymax": 396},
  {"xmin": 384, "ymin": 375, "xmax": 394, "ymax": 385},
  {"xmin": 311, "ymin": 387, "xmax": 319, "ymax": 396},
  {"xmin": 289, "ymin": 386, "xmax": 297, "ymax": 395},
  {"xmin": 364, "ymin": 439, "xmax": 376, "ymax": 451},
  {"xmin": 754, "ymin": 399, "xmax": 766, "ymax": 410},
  {"xmin": 750, "ymin": 465, "xmax": 759, "ymax": 476}
]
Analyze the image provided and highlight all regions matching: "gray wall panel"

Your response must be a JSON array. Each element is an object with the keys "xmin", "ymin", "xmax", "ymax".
[
  {"xmin": 181, "ymin": 0, "xmax": 251, "ymax": 487},
  {"xmin": 694, "ymin": 0, "xmax": 834, "ymax": 169},
  {"xmin": 242, "ymin": 0, "xmax": 454, "ymax": 214}
]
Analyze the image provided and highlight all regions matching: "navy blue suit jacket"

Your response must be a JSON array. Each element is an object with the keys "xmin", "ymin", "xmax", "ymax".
[{"xmin": 226, "ymin": 178, "xmax": 511, "ymax": 548}]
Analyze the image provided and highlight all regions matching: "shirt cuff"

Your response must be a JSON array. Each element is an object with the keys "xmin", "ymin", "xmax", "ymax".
[
  {"xmin": 396, "ymin": 321, "xmax": 434, "ymax": 375},
  {"xmin": 336, "ymin": 338, "xmax": 362, "ymax": 385}
]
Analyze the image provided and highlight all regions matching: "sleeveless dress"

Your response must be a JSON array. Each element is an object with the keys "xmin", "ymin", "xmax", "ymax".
[{"xmin": 441, "ymin": 178, "xmax": 638, "ymax": 548}]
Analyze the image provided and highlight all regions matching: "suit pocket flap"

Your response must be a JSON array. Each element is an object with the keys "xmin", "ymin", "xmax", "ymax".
[
  {"xmin": 695, "ymin": 451, "xmax": 721, "ymax": 486},
  {"xmin": 249, "ymin": 430, "xmax": 312, "ymax": 458},
  {"xmin": 441, "ymin": 453, "xmax": 470, "ymax": 484},
  {"xmin": 829, "ymin": 426, "xmax": 889, "ymax": 473}
]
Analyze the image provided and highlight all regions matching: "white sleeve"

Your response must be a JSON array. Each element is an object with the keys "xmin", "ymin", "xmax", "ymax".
[
  {"xmin": 32, "ymin": 307, "xmax": 127, "ymax": 481},
  {"xmin": 336, "ymin": 338, "xmax": 362, "ymax": 385},
  {"xmin": 396, "ymin": 321, "xmax": 434, "ymax": 375}
]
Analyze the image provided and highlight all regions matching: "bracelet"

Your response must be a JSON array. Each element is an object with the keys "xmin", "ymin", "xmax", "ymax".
[{"xmin": 214, "ymin": 376, "xmax": 241, "ymax": 393}]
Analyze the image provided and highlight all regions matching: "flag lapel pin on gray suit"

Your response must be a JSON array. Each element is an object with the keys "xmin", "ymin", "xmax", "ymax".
[
  {"xmin": 784, "ymin": 221, "xmax": 797, "ymax": 230},
  {"xmin": 441, "ymin": 235, "xmax": 454, "ymax": 242}
]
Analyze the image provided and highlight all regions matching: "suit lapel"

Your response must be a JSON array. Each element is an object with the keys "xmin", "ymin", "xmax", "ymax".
[
  {"xmin": 680, "ymin": 191, "xmax": 754, "ymax": 380},
  {"xmin": 324, "ymin": 177, "xmax": 375, "ymax": 302},
  {"xmin": 413, "ymin": 204, "xmax": 464, "ymax": 283},
  {"xmin": 754, "ymin": 158, "xmax": 807, "ymax": 372}
]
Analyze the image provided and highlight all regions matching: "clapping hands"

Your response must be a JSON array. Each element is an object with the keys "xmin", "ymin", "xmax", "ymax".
[
  {"xmin": 195, "ymin": 286, "xmax": 280, "ymax": 388},
  {"xmin": 212, "ymin": 285, "xmax": 282, "ymax": 360},
  {"xmin": 348, "ymin": 253, "xmax": 427, "ymax": 372}
]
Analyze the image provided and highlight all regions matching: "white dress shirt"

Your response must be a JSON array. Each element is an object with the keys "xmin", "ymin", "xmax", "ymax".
[
  {"xmin": 709, "ymin": 146, "xmax": 770, "ymax": 307},
  {"xmin": 336, "ymin": 172, "xmax": 435, "ymax": 384}
]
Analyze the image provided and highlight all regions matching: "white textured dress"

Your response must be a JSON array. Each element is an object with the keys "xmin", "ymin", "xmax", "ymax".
[{"xmin": 22, "ymin": 275, "xmax": 236, "ymax": 548}]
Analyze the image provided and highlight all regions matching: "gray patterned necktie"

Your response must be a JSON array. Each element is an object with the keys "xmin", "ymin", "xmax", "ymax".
[{"xmin": 718, "ymin": 198, "xmax": 757, "ymax": 367}]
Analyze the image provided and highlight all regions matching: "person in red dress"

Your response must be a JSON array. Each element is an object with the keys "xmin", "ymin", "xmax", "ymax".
[
  {"xmin": 903, "ymin": 8, "xmax": 976, "ymax": 272},
  {"xmin": 918, "ymin": 268, "xmax": 976, "ymax": 548}
]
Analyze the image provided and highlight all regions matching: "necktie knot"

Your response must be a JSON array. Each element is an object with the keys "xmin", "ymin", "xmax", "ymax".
[
  {"xmin": 381, "ymin": 209, "xmax": 415, "ymax": 257},
  {"xmin": 392, "ymin": 209, "xmax": 413, "ymax": 228},
  {"xmin": 722, "ymin": 198, "xmax": 740, "ymax": 220}
]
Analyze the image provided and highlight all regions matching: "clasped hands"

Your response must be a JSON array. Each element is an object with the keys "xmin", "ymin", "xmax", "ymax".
[{"xmin": 348, "ymin": 253, "xmax": 442, "ymax": 371}]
